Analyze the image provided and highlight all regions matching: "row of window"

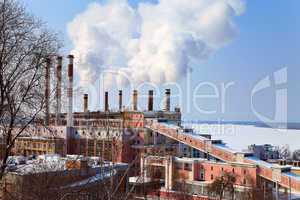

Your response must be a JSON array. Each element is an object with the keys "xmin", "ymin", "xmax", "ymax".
[{"xmin": 210, "ymin": 166, "xmax": 247, "ymax": 175}]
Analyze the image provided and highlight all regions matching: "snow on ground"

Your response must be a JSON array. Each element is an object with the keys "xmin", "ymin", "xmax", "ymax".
[{"xmin": 184, "ymin": 123, "xmax": 300, "ymax": 151}]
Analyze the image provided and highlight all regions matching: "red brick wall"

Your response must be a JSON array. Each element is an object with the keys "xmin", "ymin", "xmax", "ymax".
[{"xmin": 194, "ymin": 162, "xmax": 257, "ymax": 186}]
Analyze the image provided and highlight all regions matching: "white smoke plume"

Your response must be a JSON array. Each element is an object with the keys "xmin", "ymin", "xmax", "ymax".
[{"xmin": 68, "ymin": 0, "xmax": 245, "ymax": 87}]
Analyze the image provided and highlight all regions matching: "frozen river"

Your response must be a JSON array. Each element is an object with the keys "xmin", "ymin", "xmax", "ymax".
[{"xmin": 184, "ymin": 123, "xmax": 300, "ymax": 151}]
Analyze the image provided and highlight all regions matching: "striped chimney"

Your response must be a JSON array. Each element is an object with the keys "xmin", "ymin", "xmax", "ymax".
[
  {"xmin": 44, "ymin": 58, "xmax": 51, "ymax": 126},
  {"xmin": 67, "ymin": 55, "xmax": 74, "ymax": 127},
  {"xmin": 56, "ymin": 56, "xmax": 62, "ymax": 125}
]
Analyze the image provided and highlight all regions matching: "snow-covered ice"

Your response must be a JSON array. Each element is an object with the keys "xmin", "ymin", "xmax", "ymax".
[{"xmin": 184, "ymin": 123, "xmax": 300, "ymax": 151}]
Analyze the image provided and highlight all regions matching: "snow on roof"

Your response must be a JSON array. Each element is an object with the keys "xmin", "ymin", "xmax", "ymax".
[
  {"xmin": 246, "ymin": 156, "xmax": 273, "ymax": 168},
  {"xmin": 214, "ymin": 143, "xmax": 239, "ymax": 154},
  {"xmin": 283, "ymin": 172, "xmax": 300, "ymax": 181}
]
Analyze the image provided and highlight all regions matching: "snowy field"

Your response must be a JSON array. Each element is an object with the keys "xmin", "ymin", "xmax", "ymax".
[{"xmin": 184, "ymin": 123, "xmax": 300, "ymax": 151}]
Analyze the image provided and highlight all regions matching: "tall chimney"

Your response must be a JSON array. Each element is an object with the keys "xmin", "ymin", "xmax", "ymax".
[
  {"xmin": 83, "ymin": 94, "xmax": 88, "ymax": 112},
  {"xmin": 119, "ymin": 90, "xmax": 122, "ymax": 111},
  {"xmin": 164, "ymin": 89, "xmax": 171, "ymax": 112},
  {"xmin": 148, "ymin": 90, "xmax": 154, "ymax": 111},
  {"xmin": 56, "ymin": 56, "xmax": 62, "ymax": 125},
  {"xmin": 104, "ymin": 91, "xmax": 109, "ymax": 112},
  {"xmin": 132, "ymin": 90, "xmax": 138, "ymax": 111},
  {"xmin": 44, "ymin": 58, "xmax": 51, "ymax": 126},
  {"xmin": 67, "ymin": 55, "xmax": 74, "ymax": 127}
]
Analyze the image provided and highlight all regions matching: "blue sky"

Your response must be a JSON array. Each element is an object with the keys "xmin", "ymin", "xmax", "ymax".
[{"xmin": 21, "ymin": 0, "xmax": 300, "ymax": 123}]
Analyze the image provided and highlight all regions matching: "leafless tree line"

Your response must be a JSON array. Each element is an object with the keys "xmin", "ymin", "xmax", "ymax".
[{"xmin": 0, "ymin": 0, "xmax": 61, "ymax": 180}]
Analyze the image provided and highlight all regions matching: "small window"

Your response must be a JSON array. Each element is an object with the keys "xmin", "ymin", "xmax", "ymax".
[
  {"xmin": 211, "ymin": 174, "xmax": 214, "ymax": 180},
  {"xmin": 221, "ymin": 167, "xmax": 224, "ymax": 171},
  {"xmin": 211, "ymin": 166, "xmax": 213, "ymax": 171},
  {"xmin": 244, "ymin": 169, "xmax": 247, "ymax": 174},
  {"xmin": 232, "ymin": 168, "xmax": 235, "ymax": 173},
  {"xmin": 243, "ymin": 179, "xmax": 246, "ymax": 185}
]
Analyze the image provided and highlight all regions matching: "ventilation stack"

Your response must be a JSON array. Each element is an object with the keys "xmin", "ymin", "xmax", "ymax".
[
  {"xmin": 164, "ymin": 89, "xmax": 171, "ymax": 112},
  {"xmin": 83, "ymin": 94, "xmax": 88, "ymax": 112},
  {"xmin": 56, "ymin": 56, "xmax": 62, "ymax": 125},
  {"xmin": 104, "ymin": 91, "xmax": 109, "ymax": 112},
  {"xmin": 67, "ymin": 55, "xmax": 74, "ymax": 127},
  {"xmin": 119, "ymin": 90, "xmax": 123, "ymax": 111},
  {"xmin": 132, "ymin": 90, "xmax": 138, "ymax": 111},
  {"xmin": 148, "ymin": 90, "xmax": 154, "ymax": 111},
  {"xmin": 44, "ymin": 58, "xmax": 51, "ymax": 126}
]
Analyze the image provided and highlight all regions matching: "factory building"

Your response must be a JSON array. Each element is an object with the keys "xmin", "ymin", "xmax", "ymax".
[{"xmin": 5, "ymin": 55, "xmax": 300, "ymax": 199}]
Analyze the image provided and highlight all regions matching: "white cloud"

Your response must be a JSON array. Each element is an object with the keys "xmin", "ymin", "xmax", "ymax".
[{"xmin": 68, "ymin": 0, "xmax": 246, "ymax": 87}]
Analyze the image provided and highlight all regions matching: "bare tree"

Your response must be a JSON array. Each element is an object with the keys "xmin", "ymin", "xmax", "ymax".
[
  {"xmin": 292, "ymin": 149, "xmax": 300, "ymax": 161},
  {"xmin": 208, "ymin": 171, "xmax": 237, "ymax": 200},
  {"xmin": 279, "ymin": 145, "xmax": 291, "ymax": 160},
  {"xmin": 0, "ymin": 0, "xmax": 61, "ymax": 181}
]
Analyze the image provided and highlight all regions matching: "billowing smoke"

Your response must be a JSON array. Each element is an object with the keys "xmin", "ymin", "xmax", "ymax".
[{"xmin": 68, "ymin": 0, "xmax": 245, "ymax": 87}]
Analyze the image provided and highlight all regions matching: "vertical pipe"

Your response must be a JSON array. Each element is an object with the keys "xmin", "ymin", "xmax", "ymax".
[
  {"xmin": 164, "ymin": 89, "xmax": 171, "ymax": 112},
  {"xmin": 148, "ymin": 90, "xmax": 154, "ymax": 111},
  {"xmin": 105, "ymin": 91, "xmax": 109, "ymax": 112},
  {"xmin": 56, "ymin": 56, "xmax": 62, "ymax": 126},
  {"xmin": 119, "ymin": 90, "xmax": 122, "ymax": 111},
  {"xmin": 45, "ymin": 58, "xmax": 51, "ymax": 126},
  {"xmin": 132, "ymin": 90, "xmax": 138, "ymax": 111},
  {"xmin": 83, "ymin": 94, "xmax": 88, "ymax": 112},
  {"xmin": 67, "ymin": 55, "xmax": 74, "ymax": 127}
]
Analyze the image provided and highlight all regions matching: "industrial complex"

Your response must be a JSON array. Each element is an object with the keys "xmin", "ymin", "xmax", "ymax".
[{"xmin": 1, "ymin": 55, "xmax": 300, "ymax": 200}]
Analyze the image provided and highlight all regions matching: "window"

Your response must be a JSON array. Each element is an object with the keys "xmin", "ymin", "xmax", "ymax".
[
  {"xmin": 211, "ymin": 166, "xmax": 213, "ymax": 171},
  {"xmin": 211, "ymin": 174, "xmax": 214, "ymax": 180},
  {"xmin": 221, "ymin": 167, "xmax": 224, "ymax": 172},
  {"xmin": 243, "ymin": 179, "xmax": 246, "ymax": 185},
  {"xmin": 232, "ymin": 168, "xmax": 235, "ymax": 173},
  {"xmin": 244, "ymin": 169, "xmax": 247, "ymax": 174}
]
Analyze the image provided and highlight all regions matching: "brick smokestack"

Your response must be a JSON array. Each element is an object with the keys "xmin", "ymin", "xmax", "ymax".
[
  {"xmin": 44, "ymin": 58, "xmax": 51, "ymax": 126},
  {"xmin": 132, "ymin": 90, "xmax": 138, "ymax": 111},
  {"xmin": 67, "ymin": 55, "xmax": 74, "ymax": 127},
  {"xmin": 56, "ymin": 56, "xmax": 62, "ymax": 125},
  {"xmin": 164, "ymin": 89, "xmax": 171, "ymax": 112},
  {"xmin": 119, "ymin": 90, "xmax": 122, "ymax": 111},
  {"xmin": 148, "ymin": 90, "xmax": 154, "ymax": 111},
  {"xmin": 83, "ymin": 94, "xmax": 88, "ymax": 112},
  {"xmin": 104, "ymin": 91, "xmax": 109, "ymax": 112}
]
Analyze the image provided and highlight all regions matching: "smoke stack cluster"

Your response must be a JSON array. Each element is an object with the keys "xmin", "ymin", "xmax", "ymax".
[
  {"xmin": 104, "ymin": 91, "xmax": 109, "ymax": 112},
  {"xmin": 56, "ymin": 56, "xmax": 62, "ymax": 125},
  {"xmin": 132, "ymin": 90, "xmax": 138, "ymax": 111},
  {"xmin": 164, "ymin": 89, "xmax": 171, "ymax": 112},
  {"xmin": 67, "ymin": 55, "xmax": 74, "ymax": 127},
  {"xmin": 44, "ymin": 58, "xmax": 51, "ymax": 126},
  {"xmin": 148, "ymin": 90, "xmax": 154, "ymax": 111},
  {"xmin": 83, "ymin": 94, "xmax": 88, "ymax": 112}
]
